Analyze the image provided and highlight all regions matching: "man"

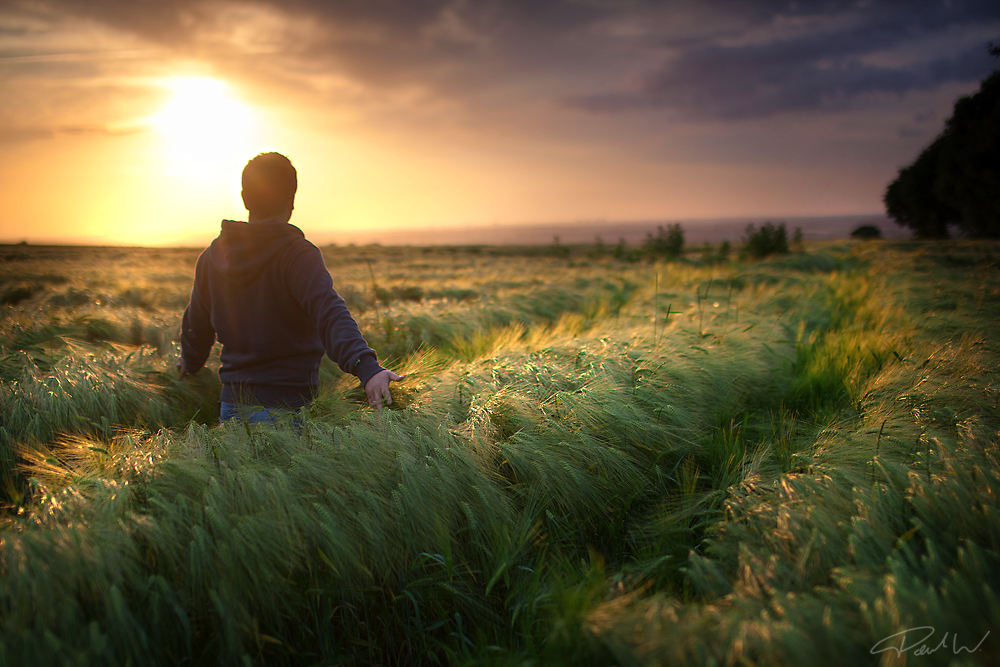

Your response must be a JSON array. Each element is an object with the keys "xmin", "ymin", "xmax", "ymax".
[{"xmin": 179, "ymin": 152, "xmax": 401, "ymax": 422}]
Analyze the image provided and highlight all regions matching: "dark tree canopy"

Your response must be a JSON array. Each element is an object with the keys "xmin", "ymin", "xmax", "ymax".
[
  {"xmin": 884, "ymin": 137, "xmax": 960, "ymax": 238},
  {"xmin": 885, "ymin": 45, "xmax": 1000, "ymax": 239}
]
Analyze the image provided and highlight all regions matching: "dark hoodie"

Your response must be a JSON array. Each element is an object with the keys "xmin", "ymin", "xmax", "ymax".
[{"xmin": 181, "ymin": 220, "xmax": 383, "ymax": 409}]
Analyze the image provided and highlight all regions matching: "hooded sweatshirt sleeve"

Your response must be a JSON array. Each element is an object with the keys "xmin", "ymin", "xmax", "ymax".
[
  {"xmin": 284, "ymin": 244, "xmax": 384, "ymax": 387},
  {"xmin": 180, "ymin": 251, "xmax": 217, "ymax": 374}
]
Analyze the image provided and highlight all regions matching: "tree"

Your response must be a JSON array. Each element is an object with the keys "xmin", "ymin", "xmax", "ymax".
[
  {"xmin": 884, "ymin": 137, "xmax": 958, "ymax": 238},
  {"xmin": 885, "ymin": 44, "xmax": 1000, "ymax": 238},
  {"xmin": 791, "ymin": 226, "xmax": 804, "ymax": 251},
  {"xmin": 644, "ymin": 223, "xmax": 684, "ymax": 259},
  {"xmin": 932, "ymin": 70, "xmax": 1000, "ymax": 237},
  {"xmin": 742, "ymin": 222, "xmax": 789, "ymax": 259}
]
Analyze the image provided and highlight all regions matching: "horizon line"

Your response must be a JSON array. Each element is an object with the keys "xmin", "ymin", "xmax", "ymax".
[{"xmin": 1, "ymin": 213, "xmax": 898, "ymax": 248}]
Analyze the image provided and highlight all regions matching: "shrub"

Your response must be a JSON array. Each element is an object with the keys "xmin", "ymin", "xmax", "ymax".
[
  {"xmin": 48, "ymin": 287, "xmax": 95, "ymax": 308},
  {"xmin": 702, "ymin": 240, "xmax": 732, "ymax": 265},
  {"xmin": 644, "ymin": 223, "xmax": 684, "ymax": 259},
  {"xmin": 613, "ymin": 237, "xmax": 640, "ymax": 262},
  {"xmin": 850, "ymin": 224, "xmax": 883, "ymax": 240},
  {"xmin": 742, "ymin": 222, "xmax": 789, "ymax": 259},
  {"xmin": 375, "ymin": 285, "xmax": 425, "ymax": 304},
  {"xmin": 1, "ymin": 285, "xmax": 37, "ymax": 306},
  {"xmin": 548, "ymin": 236, "xmax": 571, "ymax": 258},
  {"xmin": 430, "ymin": 288, "xmax": 479, "ymax": 302},
  {"xmin": 588, "ymin": 236, "xmax": 606, "ymax": 259}
]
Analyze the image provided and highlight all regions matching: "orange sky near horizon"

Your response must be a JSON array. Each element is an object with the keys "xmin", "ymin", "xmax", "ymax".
[
  {"xmin": 1, "ymin": 1, "xmax": 996, "ymax": 246},
  {"xmin": 0, "ymin": 77, "xmax": 914, "ymax": 248}
]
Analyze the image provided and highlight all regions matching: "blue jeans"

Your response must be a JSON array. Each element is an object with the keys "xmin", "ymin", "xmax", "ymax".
[{"xmin": 220, "ymin": 401, "xmax": 302, "ymax": 430}]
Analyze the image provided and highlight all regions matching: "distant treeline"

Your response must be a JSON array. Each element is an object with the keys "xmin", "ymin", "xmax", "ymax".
[
  {"xmin": 581, "ymin": 220, "xmax": 805, "ymax": 262},
  {"xmin": 884, "ymin": 43, "xmax": 1000, "ymax": 238}
]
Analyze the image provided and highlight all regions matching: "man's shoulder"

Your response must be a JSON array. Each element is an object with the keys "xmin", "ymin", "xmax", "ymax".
[
  {"xmin": 193, "ymin": 244, "xmax": 213, "ymax": 270},
  {"xmin": 278, "ymin": 230, "xmax": 331, "ymax": 280},
  {"xmin": 281, "ymin": 230, "xmax": 322, "ymax": 262}
]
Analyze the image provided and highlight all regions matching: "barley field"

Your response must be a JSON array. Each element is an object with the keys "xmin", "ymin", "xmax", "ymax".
[{"xmin": 0, "ymin": 238, "xmax": 997, "ymax": 666}]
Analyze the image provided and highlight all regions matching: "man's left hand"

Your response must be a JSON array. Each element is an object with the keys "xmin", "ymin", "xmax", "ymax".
[{"xmin": 365, "ymin": 369, "xmax": 404, "ymax": 411}]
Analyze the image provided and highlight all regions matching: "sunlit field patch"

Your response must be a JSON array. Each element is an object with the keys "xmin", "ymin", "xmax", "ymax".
[{"xmin": 0, "ymin": 239, "xmax": 998, "ymax": 665}]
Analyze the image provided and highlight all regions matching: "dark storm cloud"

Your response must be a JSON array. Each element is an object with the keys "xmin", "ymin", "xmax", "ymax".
[
  {"xmin": 4, "ymin": 0, "xmax": 632, "ymax": 100},
  {"xmin": 9, "ymin": 0, "xmax": 1000, "ymax": 119},
  {"xmin": 572, "ymin": 37, "xmax": 995, "ymax": 119},
  {"xmin": 569, "ymin": 0, "xmax": 1000, "ymax": 119}
]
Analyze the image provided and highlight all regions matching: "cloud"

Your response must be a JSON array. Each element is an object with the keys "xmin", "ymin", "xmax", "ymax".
[
  {"xmin": 0, "ymin": 123, "xmax": 145, "ymax": 144},
  {"xmin": 571, "ymin": 43, "xmax": 996, "ymax": 119},
  {"xmin": 566, "ymin": 1, "xmax": 1000, "ymax": 119},
  {"xmin": 4, "ymin": 0, "xmax": 1000, "ymax": 124}
]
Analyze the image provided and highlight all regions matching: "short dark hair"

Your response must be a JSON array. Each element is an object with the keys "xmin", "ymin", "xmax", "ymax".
[{"xmin": 241, "ymin": 152, "xmax": 297, "ymax": 217}]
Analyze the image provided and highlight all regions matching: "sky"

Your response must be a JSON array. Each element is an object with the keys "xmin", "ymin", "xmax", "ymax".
[{"xmin": 1, "ymin": 0, "xmax": 998, "ymax": 246}]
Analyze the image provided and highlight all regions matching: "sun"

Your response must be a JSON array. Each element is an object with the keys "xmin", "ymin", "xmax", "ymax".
[{"xmin": 151, "ymin": 76, "xmax": 257, "ymax": 179}]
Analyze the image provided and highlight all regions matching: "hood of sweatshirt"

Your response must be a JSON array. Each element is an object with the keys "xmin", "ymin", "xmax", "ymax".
[{"xmin": 207, "ymin": 220, "xmax": 306, "ymax": 284}]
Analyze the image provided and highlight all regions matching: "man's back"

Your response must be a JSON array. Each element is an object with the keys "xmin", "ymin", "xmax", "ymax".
[
  {"xmin": 182, "ymin": 219, "xmax": 383, "ymax": 409},
  {"xmin": 179, "ymin": 152, "xmax": 399, "ymax": 417}
]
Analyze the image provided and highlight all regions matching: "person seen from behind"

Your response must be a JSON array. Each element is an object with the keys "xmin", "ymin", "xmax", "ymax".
[{"xmin": 178, "ymin": 152, "xmax": 401, "ymax": 423}]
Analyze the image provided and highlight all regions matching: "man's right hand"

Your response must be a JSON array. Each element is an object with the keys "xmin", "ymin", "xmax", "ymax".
[
  {"xmin": 365, "ymin": 369, "xmax": 404, "ymax": 411},
  {"xmin": 176, "ymin": 357, "xmax": 189, "ymax": 379}
]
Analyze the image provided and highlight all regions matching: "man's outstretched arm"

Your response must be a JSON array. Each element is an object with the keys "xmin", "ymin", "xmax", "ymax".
[{"xmin": 289, "ymin": 245, "xmax": 403, "ymax": 406}]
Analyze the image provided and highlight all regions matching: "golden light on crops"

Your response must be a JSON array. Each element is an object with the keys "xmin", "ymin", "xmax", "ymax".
[{"xmin": 150, "ymin": 76, "xmax": 257, "ymax": 180}]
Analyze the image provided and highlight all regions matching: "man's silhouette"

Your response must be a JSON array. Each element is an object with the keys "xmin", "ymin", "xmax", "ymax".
[{"xmin": 179, "ymin": 152, "xmax": 400, "ymax": 421}]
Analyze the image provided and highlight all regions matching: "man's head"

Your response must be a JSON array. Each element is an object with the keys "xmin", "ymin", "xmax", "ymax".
[{"xmin": 241, "ymin": 152, "xmax": 297, "ymax": 220}]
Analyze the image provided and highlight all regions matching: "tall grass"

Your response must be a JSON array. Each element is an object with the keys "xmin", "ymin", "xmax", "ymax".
[
  {"xmin": 592, "ymin": 333, "xmax": 1000, "ymax": 665},
  {"xmin": 0, "ymin": 240, "xmax": 997, "ymax": 665}
]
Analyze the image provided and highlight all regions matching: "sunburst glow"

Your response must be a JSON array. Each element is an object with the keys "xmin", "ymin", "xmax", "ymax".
[{"xmin": 151, "ymin": 76, "xmax": 257, "ymax": 179}]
